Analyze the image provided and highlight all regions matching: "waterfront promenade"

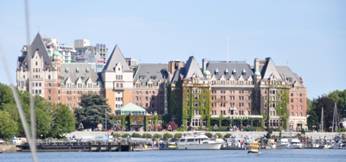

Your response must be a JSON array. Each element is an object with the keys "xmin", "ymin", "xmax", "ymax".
[{"xmin": 66, "ymin": 131, "xmax": 346, "ymax": 140}]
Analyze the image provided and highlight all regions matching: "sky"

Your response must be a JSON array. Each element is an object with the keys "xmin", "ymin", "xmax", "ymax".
[{"xmin": 0, "ymin": 0, "xmax": 345, "ymax": 99}]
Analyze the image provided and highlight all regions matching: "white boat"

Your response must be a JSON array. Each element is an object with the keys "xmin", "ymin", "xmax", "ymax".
[
  {"xmin": 176, "ymin": 133, "xmax": 223, "ymax": 150},
  {"xmin": 289, "ymin": 138, "xmax": 303, "ymax": 149},
  {"xmin": 277, "ymin": 138, "xmax": 290, "ymax": 149}
]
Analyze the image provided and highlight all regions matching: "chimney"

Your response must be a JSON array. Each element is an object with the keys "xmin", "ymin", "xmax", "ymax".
[
  {"xmin": 168, "ymin": 60, "xmax": 184, "ymax": 75},
  {"xmin": 202, "ymin": 58, "xmax": 208, "ymax": 73}
]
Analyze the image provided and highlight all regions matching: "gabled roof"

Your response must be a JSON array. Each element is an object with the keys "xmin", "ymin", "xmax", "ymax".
[
  {"xmin": 182, "ymin": 56, "xmax": 204, "ymax": 79},
  {"xmin": 61, "ymin": 63, "xmax": 99, "ymax": 85},
  {"xmin": 261, "ymin": 58, "xmax": 282, "ymax": 81},
  {"xmin": 21, "ymin": 33, "xmax": 53, "ymax": 69},
  {"xmin": 206, "ymin": 61, "xmax": 253, "ymax": 80},
  {"xmin": 134, "ymin": 63, "xmax": 169, "ymax": 83},
  {"xmin": 103, "ymin": 45, "xmax": 130, "ymax": 72},
  {"xmin": 276, "ymin": 66, "xmax": 303, "ymax": 85}
]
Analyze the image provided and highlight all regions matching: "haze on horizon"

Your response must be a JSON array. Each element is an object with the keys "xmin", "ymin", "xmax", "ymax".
[{"xmin": 0, "ymin": 0, "xmax": 345, "ymax": 99}]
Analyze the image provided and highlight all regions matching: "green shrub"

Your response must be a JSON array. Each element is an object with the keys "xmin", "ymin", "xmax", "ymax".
[
  {"xmin": 142, "ymin": 133, "xmax": 152, "ymax": 139},
  {"xmin": 243, "ymin": 127, "xmax": 256, "ymax": 131},
  {"xmin": 153, "ymin": 133, "xmax": 162, "ymax": 139},
  {"xmin": 163, "ymin": 133, "xmax": 173, "ymax": 140},
  {"xmin": 215, "ymin": 133, "xmax": 223, "ymax": 138},
  {"xmin": 224, "ymin": 133, "xmax": 232, "ymax": 139},
  {"xmin": 122, "ymin": 133, "xmax": 130, "ymax": 138},
  {"xmin": 337, "ymin": 128, "xmax": 346, "ymax": 132},
  {"xmin": 131, "ymin": 133, "xmax": 142, "ymax": 138},
  {"xmin": 174, "ymin": 133, "xmax": 182, "ymax": 139},
  {"xmin": 112, "ymin": 133, "xmax": 121, "ymax": 138}
]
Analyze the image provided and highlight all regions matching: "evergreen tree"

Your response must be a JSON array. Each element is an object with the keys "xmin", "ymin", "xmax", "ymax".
[{"xmin": 75, "ymin": 94, "xmax": 111, "ymax": 129}]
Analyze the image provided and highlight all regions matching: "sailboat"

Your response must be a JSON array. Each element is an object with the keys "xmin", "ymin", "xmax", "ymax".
[{"xmin": 332, "ymin": 102, "xmax": 338, "ymax": 132}]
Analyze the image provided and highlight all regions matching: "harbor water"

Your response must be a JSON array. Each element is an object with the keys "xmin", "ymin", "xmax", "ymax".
[{"xmin": 1, "ymin": 149, "xmax": 345, "ymax": 162}]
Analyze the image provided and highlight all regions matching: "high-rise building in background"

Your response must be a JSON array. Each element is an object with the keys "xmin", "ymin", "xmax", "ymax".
[{"xmin": 16, "ymin": 33, "xmax": 307, "ymax": 131}]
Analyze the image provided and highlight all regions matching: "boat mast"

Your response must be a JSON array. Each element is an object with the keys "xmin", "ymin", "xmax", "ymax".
[
  {"xmin": 332, "ymin": 102, "xmax": 338, "ymax": 132},
  {"xmin": 320, "ymin": 106, "xmax": 324, "ymax": 132}
]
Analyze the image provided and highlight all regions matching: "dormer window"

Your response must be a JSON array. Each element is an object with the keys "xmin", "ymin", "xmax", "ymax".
[
  {"xmin": 232, "ymin": 69, "xmax": 236, "ymax": 74},
  {"xmin": 139, "ymin": 75, "xmax": 145, "ymax": 80},
  {"xmin": 215, "ymin": 68, "xmax": 219, "ymax": 74},
  {"xmin": 225, "ymin": 68, "xmax": 229, "ymax": 74},
  {"xmin": 242, "ymin": 69, "xmax": 246, "ymax": 75},
  {"xmin": 76, "ymin": 68, "xmax": 79, "ymax": 73}
]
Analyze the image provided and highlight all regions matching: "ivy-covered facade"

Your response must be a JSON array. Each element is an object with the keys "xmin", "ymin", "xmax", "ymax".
[{"xmin": 181, "ymin": 78, "xmax": 211, "ymax": 130}]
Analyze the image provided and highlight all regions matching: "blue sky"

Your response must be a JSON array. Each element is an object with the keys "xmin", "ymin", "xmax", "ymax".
[{"xmin": 0, "ymin": 0, "xmax": 345, "ymax": 98}]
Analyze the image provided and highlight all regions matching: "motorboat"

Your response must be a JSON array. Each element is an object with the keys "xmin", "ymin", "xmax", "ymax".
[
  {"xmin": 248, "ymin": 141, "xmax": 260, "ymax": 153},
  {"xmin": 277, "ymin": 138, "xmax": 289, "ymax": 149},
  {"xmin": 176, "ymin": 133, "xmax": 223, "ymax": 150},
  {"xmin": 289, "ymin": 138, "xmax": 303, "ymax": 149}
]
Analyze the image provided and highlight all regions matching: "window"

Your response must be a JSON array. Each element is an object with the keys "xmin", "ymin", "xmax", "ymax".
[
  {"xmin": 194, "ymin": 95, "xmax": 199, "ymax": 100},
  {"xmin": 194, "ymin": 102, "xmax": 199, "ymax": 107},
  {"xmin": 116, "ymin": 75, "xmax": 123, "ymax": 80}
]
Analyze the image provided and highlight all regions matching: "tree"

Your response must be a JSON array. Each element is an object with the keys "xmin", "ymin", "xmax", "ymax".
[
  {"xmin": 311, "ymin": 96, "xmax": 335, "ymax": 131},
  {"xmin": 75, "ymin": 95, "xmax": 111, "ymax": 129},
  {"xmin": 0, "ymin": 110, "xmax": 18, "ymax": 139},
  {"xmin": 328, "ymin": 90, "xmax": 346, "ymax": 118},
  {"xmin": 50, "ymin": 104, "xmax": 76, "ymax": 138},
  {"xmin": 34, "ymin": 96, "xmax": 52, "ymax": 138},
  {"xmin": 307, "ymin": 99, "xmax": 318, "ymax": 130},
  {"xmin": 0, "ymin": 83, "xmax": 15, "ymax": 108}
]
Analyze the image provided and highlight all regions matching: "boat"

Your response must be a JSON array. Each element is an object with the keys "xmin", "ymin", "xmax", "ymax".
[
  {"xmin": 176, "ymin": 133, "xmax": 223, "ymax": 150},
  {"xmin": 248, "ymin": 141, "xmax": 260, "ymax": 153},
  {"xmin": 277, "ymin": 138, "xmax": 289, "ymax": 149},
  {"xmin": 289, "ymin": 138, "xmax": 303, "ymax": 149}
]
